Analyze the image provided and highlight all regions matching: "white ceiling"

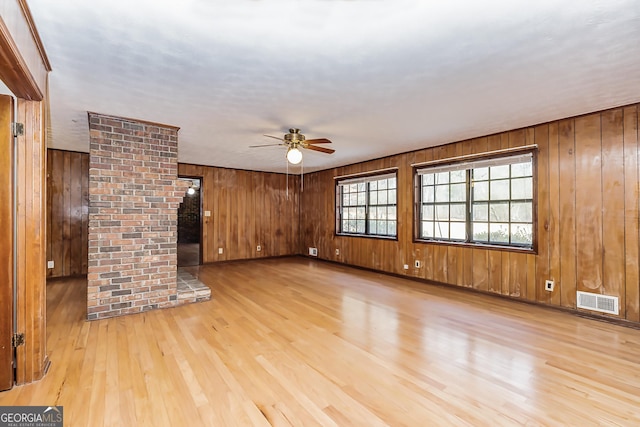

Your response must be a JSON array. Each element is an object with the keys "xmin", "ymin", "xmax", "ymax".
[{"xmin": 25, "ymin": 0, "xmax": 640, "ymax": 173}]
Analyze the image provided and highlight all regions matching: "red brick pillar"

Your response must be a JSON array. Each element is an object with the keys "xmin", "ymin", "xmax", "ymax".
[{"xmin": 87, "ymin": 113, "xmax": 189, "ymax": 319}]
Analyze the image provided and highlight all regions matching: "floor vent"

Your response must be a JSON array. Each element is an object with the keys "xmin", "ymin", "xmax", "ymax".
[{"xmin": 576, "ymin": 291, "xmax": 619, "ymax": 315}]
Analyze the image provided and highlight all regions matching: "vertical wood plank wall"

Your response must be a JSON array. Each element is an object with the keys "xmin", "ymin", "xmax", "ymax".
[
  {"xmin": 300, "ymin": 104, "xmax": 640, "ymax": 323},
  {"xmin": 47, "ymin": 157, "xmax": 301, "ymax": 274},
  {"xmin": 46, "ymin": 149, "xmax": 89, "ymax": 278},
  {"xmin": 178, "ymin": 164, "xmax": 301, "ymax": 262}
]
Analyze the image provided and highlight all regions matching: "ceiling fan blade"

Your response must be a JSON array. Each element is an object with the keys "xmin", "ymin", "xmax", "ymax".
[
  {"xmin": 249, "ymin": 143, "xmax": 284, "ymax": 148},
  {"xmin": 264, "ymin": 134, "xmax": 286, "ymax": 142},
  {"xmin": 305, "ymin": 145, "xmax": 335, "ymax": 154},
  {"xmin": 305, "ymin": 138, "xmax": 332, "ymax": 144}
]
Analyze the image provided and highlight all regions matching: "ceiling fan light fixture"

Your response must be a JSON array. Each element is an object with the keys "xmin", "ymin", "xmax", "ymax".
[{"xmin": 286, "ymin": 147, "xmax": 303, "ymax": 164}]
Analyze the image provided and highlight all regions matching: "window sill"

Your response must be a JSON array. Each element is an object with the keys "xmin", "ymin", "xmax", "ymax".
[
  {"xmin": 414, "ymin": 238, "xmax": 536, "ymax": 254},
  {"xmin": 336, "ymin": 233, "xmax": 398, "ymax": 242}
]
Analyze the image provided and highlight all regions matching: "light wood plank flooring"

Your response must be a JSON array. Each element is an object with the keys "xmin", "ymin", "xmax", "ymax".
[{"xmin": 1, "ymin": 257, "xmax": 640, "ymax": 426}]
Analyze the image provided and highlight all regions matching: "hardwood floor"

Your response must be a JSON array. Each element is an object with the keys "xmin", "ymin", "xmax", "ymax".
[{"xmin": 1, "ymin": 257, "xmax": 639, "ymax": 426}]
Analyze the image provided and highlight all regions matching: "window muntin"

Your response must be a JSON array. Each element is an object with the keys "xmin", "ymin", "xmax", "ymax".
[
  {"xmin": 419, "ymin": 170, "xmax": 466, "ymax": 241},
  {"xmin": 417, "ymin": 153, "xmax": 533, "ymax": 249},
  {"xmin": 337, "ymin": 173, "xmax": 397, "ymax": 237}
]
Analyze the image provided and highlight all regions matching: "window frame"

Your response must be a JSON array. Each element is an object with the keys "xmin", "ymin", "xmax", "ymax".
[
  {"xmin": 413, "ymin": 148, "xmax": 537, "ymax": 253},
  {"xmin": 335, "ymin": 170, "xmax": 399, "ymax": 240}
]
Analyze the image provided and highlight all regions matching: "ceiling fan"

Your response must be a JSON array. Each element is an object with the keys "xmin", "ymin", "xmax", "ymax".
[{"xmin": 250, "ymin": 128, "xmax": 335, "ymax": 164}]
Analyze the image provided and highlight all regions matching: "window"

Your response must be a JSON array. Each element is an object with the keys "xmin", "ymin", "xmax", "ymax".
[
  {"xmin": 417, "ymin": 152, "xmax": 534, "ymax": 249},
  {"xmin": 336, "ymin": 172, "xmax": 397, "ymax": 237}
]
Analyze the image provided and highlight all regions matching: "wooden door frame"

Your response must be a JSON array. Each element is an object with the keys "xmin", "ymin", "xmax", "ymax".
[{"xmin": 0, "ymin": 0, "xmax": 51, "ymax": 385}]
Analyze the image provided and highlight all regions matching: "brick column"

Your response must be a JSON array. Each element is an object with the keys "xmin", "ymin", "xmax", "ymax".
[{"xmin": 87, "ymin": 112, "xmax": 190, "ymax": 320}]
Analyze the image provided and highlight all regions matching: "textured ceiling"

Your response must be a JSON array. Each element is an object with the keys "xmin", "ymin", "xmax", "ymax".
[{"xmin": 24, "ymin": 0, "xmax": 640, "ymax": 173}]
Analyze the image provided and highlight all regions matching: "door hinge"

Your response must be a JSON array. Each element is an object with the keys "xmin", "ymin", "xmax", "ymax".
[
  {"xmin": 12, "ymin": 333, "xmax": 25, "ymax": 348},
  {"xmin": 12, "ymin": 122, "xmax": 24, "ymax": 137}
]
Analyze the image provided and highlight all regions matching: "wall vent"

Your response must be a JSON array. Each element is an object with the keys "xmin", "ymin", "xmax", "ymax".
[{"xmin": 576, "ymin": 291, "xmax": 619, "ymax": 315}]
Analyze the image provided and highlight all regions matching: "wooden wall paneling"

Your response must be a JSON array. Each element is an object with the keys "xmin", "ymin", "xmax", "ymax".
[
  {"xmin": 203, "ymin": 165, "xmax": 213, "ymax": 263},
  {"xmin": 278, "ymin": 173, "xmax": 287, "ymax": 256},
  {"xmin": 601, "ymin": 108, "xmax": 625, "ymax": 314},
  {"xmin": 45, "ymin": 152, "xmax": 52, "ymax": 278},
  {"xmin": 252, "ymin": 172, "xmax": 262, "ymax": 258},
  {"xmin": 623, "ymin": 106, "xmax": 639, "ymax": 322},
  {"xmin": 509, "ymin": 129, "xmax": 526, "ymax": 148},
  {"xmin": 291, "ymin": 175, "xmax": 300, "ymax": 256},
  {"xmin": 237, "ymin": 171, "xmax": 250, "ymax": 258},
  {"xmin": 574, "ymin": 113, "xmax": 603, "ymax": 295},
  {"xmin": 231, "ymin": 169, "xmax": 240, "ymax": 258},
  {"xmin": 547, "ymin": 122, "xmax": 561, "ymax": 306},
  {"xmin": 500, "ymin": 132, "xmax": 510, "ymax": 150},
  {"xmin": 218, "ymin": 169, "xmax": 229, "ymax": 261},
  {"xmin": 46, "ymin": 150, "xmax": 91, "ymax": 278},
  {"xmin": 500, "ymin": 251, "xmax": 510, "ymax": 295},
  {"xmin": 526, "ymin": 254, "xmax": 536, "ymax": 302},
  {"xmin": 535, "ymin": 124, "xmax": 550, "ymax": 303},
  {"xmin": 509, "ymin": 252, "xmax": 526, "ymax": 298},
  {"xmin": 558, "ymin": 119, "xmax": 577, "ymax": 308},
  {"xmin": 80, "ymin": 153, "xmax": 89, "ymax": 273},
  {"xmin": 49, "ymin": 150, "xmax": 63, "ymax": 277},
  {"xmin": 488, "ymin": 250, "xmax": 501, "ymax": 295},
  {"xmin": 256, "ymin": 172, "xmax": 265, "ymax": 259},
  {"xmin": 472, "ymin": 249, "xmax": 489, "ymax": 291},
  {"xmin": 61, "ymin": 152, "xmax": 70, "ymax": 276},
  {"xmin": 69, "ymin": 152, "xmax": 83, "ymax": 275},
  {"xmin": 15, "ymin": 99, "xmax": 47, "ymax": 383},
  {"xmin": 271, "ymin": 173, "xmax": 282, "ymax": 256}
]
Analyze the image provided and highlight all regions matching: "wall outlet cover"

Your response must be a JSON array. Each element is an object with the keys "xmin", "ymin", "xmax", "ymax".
[
  {"xmin": 545, "ymin": 280, "xmax": 555, "ymax": 292},
  {"xmin": 403, "ymin": 264, "xmax": 409, "ymax": 270},
  {"xmin": 218, "ymin": 247, "xmax": 223, "ymax": 254},
  {"xmin": 204, "ymin": 210, "xmax": 211, "ymax": 217},
  {"xmin": 335, "ymin": 249, "xmax": 340, "ymax": 255},
  {"xmin": 47, "ymin": 260, "xmax": 54, "ymax": 269},
  {"xmin": 257, "ymin": 245, "xmax": 261, "ymax": 251},
  {"xmin": 309, "ymin": 247, "xmax": 318, "ymax": 256}
]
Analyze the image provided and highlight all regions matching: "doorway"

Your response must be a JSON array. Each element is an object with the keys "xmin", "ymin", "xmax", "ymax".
[{"xmin": 177, "ymin": 177, "xmax": 202, "ymax": 266}]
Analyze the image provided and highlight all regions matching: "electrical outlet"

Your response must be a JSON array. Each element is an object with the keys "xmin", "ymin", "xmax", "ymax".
[
  {"xmin": 403, "ymin": 264, "xmax": 409, "ymax": 270},
  {"xmin": 256, "ymin": 245, "xmax": 261, "ymax": 252},
  {"xmin": 335, "ymin": 249, "xmax": 340, "ymax": 256},
  {"xmin": 414, "ymin": 260, "xmax": 422, "ymax": 268},
  {"xmin": 47, "ymin": 260, "xmax": 54, "ymax": 269},
  {"xmin": 218, "ymin": 247, "xmax": 223, "ymax": 254},
  {"xmin": 204, "ymin": 210, "xmax": 211, "ymax": 217},
  {"xmin": 545, "ymin": 280, "xmax": 555, "ymax": 292},
  {"xmin": 309, "ymin": 247, "xmax": 318, "ymax": 256}
]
